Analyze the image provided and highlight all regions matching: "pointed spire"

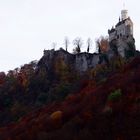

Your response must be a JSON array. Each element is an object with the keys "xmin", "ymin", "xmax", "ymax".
[
  {"xmin": 119, "ymin": 17, "xmax": 120, "ymax": 22},
  {"xmin": 123, "ymin": 2, "xmax": 125, "ymax": 9}
]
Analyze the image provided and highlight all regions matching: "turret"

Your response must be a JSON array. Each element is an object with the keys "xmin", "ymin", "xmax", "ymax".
[{"xmin": 121, "ymin": 9, "xmax": 128, "ymax": 20}]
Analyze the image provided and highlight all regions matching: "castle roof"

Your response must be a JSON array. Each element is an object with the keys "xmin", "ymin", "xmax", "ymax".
[{"xmin": 115, "ymin": 17, "xmax": 132, "ymax": 27}]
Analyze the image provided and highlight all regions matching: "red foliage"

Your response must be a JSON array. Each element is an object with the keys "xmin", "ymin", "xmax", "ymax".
[
  {"xmin": 0, "ymin": 72, "xmax": 6, "ymax": 85},
  {"xmin": 0, "ymin": 57, "xmax": 140, "ymax": 140}
]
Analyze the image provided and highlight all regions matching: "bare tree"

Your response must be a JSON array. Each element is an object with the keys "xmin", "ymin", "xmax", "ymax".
[
  {"xmin": 96, "ymin": 38, "xmax": 101, "ymax": 53},
  {"xmin": 52, "ymin": 42, "xmax": 57, "ymax": 50},
  {"xmin": 64, "ymin": 37, "xmax": 69, "ymax": 52},
  {"xmin": 73, "ymin": 37, "xmax": 83, "ymax": 54},
  {"xmin": 87, "ymin": 38, "xmax": 92, "ymax": 53}
]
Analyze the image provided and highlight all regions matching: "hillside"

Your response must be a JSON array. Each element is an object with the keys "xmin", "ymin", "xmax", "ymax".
[{"xmin": 0, "ymin": 55, "xmax": 139, "ymax": 140}]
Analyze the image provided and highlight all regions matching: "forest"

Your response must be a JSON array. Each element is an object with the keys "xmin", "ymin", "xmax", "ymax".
[{"xmin": 0, "ymin": 38, "xmax": 139, "ymax": 139}]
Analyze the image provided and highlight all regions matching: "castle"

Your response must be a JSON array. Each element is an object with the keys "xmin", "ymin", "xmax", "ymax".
[
  {"xmin": 108, "ymin": 9, "xmax": 133, "ymax": 41},
  {"xmin": 107, "ymin": 9, "xmax": 135, "ymax": 58},
  {"xmin": 42, "ymin": 9, "xmax": 136, "ymax": 73}
]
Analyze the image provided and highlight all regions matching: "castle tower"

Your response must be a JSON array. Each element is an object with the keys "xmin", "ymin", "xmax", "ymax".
[
  {"xmin": 121, "ymin": 9, "xmax": 128, "ymax": 20},
  {"xmin": 107, "ymin": 7, "xmax": 135, "ymax": 58},
  {"xmin": 108, "ymin": 9, "xmax": 133, "ymax": 42}
]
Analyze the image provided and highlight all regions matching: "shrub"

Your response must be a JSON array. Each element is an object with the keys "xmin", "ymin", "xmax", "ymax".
[
  {"xmin": 36, "ymin": 92, "xmax": 48, "ymax": 106},
  {"xmin": 51, "ymin": 83, "xmax": 73, "ymax": 101},
  {"xmin": 50, "ymin": 111, "xmax": 63, "ymax": 128},
  {"xmin": 50, "ymin": 111, "xmax": 62, "ymax": 121},
  {"xmin": 103, "ymin": 106, "xmax": 112, "ymax": 114},
  {"xmin": 125, "ymin": 42, "xmax": 135, "ymax": 59},
  {"xmin": 108, "ymin": 89, "xmax": 122, "ymax": 101}
]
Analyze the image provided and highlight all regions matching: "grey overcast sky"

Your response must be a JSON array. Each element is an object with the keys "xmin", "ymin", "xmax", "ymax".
[{"xmin": 0, "ymin": 0, "xmax": 139, "ymax": 72}]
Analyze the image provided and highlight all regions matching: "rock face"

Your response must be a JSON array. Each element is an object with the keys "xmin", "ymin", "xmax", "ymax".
[
  {"xmin": 75, "ymin": 53, "xmax": 99, "ymax": 72},
  {"xmin": 38, "ymin": 49, "xmax": 100, "ymax": 73},
  {"xmin": 38, "ymin": 37, "xmax": 136, "ymax": 74},
  {"xmin": 109, "ymin": 35, "xmax": 136, "ymax": 58}
]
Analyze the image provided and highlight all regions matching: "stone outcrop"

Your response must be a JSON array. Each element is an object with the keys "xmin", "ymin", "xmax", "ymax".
[
  {"xmin": 109, "ymin": 35, "xmax": 135, "ymax": 58},
  {"xmin": 75, "ymin": 53, "xmax": 99, "ymax": 72},
  {"xmin": 38, "ymin": 35, "xmax": 136, "ymax": 74},
  {"xmin": 38, "ymin": 36, "xmax": 136, "ymax": 75},
  {"xmin": 38, "ymin": 48, "xmax": 100, "ymax": 73}
]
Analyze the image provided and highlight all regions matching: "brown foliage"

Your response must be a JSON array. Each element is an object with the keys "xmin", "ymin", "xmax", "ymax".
[
  {"xmin": 96, "ymin": 36, "xmax": 109, "ymax": 53},
  {"xmin": 0, "ymin": 57, "xmax": 140, "ymax": 140}
]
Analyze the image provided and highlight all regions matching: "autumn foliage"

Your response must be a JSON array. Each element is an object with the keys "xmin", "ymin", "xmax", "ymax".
[{"xmin": 0, "ymin": 56, "xmax": 139, "ymax": 140}]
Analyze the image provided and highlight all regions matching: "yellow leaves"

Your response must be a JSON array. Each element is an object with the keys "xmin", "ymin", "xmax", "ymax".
[
  {"xmin": 90, "ymin": 64, "xmax": 107, "ymax": 78},
  {"xmin": 89, "ymin": 68, "xmax": 97, "ymax": 78},
  {"xmin": 55, "ymin": 57, "xmax": 67, "ymax": 73},
  {"xmin": 50, "ymin": 111, "xmax": 63, "ymax": 129},
  {"xmin": 110, "ymin": 56, "xmax": 125, "ymax": 70},
  {"xmin": 50, "ymin": 111, "xmax": 62, "ymax": 121},
  {"xmin": 55, "ymin": 57, "xmax": 70, "ymax": 81}
]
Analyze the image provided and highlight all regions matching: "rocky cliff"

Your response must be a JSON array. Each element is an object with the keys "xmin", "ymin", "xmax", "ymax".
[
  {"xmin": 109, "ymin": 35, "xmax": 136, "ymax": 58},
  {"xmin": 38, "ymin": 48, "xmax": 100, "ymax": 73},
  {"xmin": 38, "ymin": 36, "xmax": 136, "ymax": 74}
]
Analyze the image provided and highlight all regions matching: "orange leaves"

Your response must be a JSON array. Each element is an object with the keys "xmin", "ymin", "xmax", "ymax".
[
  {"xmin": 50, "ymin": 111, "xmax": 62, "ymax": 121},
  {"xmin": 45, "ymin": 111, "xmax": 63, "ymax": 129},
  {"xmin": 96, "ymin": 36, "xmax": 109, "ymax": 53}
]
